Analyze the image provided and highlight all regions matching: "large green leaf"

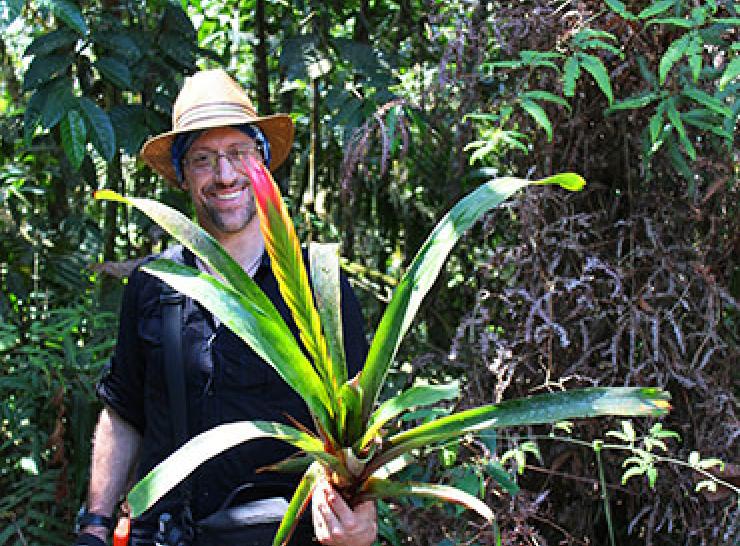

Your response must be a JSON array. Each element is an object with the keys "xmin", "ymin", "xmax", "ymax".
[
  {"xmin": 309, "ymin": 242, "xmax": 347, "ymax": 390},
  {"xmin": 520, "ymin": 99, "xmax": 553, "ymax": 140},
  {"xmin": 563, "ymin": 56, "xmax": 581, "ymax": 97},
  {"xmin": 93, "ymin": 191, "xmax": 277, "ymax": 315},
  {"xmin": 94, "ymin": 57, "xmax": 132, "ymax": 89},
  {"xmin": 127, "ymin": 421, "xmax": 324, "ymax": 517},
  {"xmin": 49, "ymin": 0, "xmax": 89, "ymax": 35},
  {"xmin": 22, "ymin": 54, "xmax": 73, "ymax": 92},
  {"xmin": 24, "ymin": 29, "xmax": 78, "ymax": 57},
  {"xmin": 245, "ymin": 156, "xmax": 336, "ymax": 411},
  {"xmin": 359, "ymin": 382, "xmax": 460, "ymax": 450},
  {"xmin": 78, "ymin": 97, "xmax": 115, "ymax": 161},
  {"xmin": 361, "ymin": 477, "xmax": 493, "ymax": 522},
  {"xmin": 60, "ymin": 109, "xmax": 87, "ymax": 170},
  {"xmin": 140, "ymin": 259, "xmax": 334, "ymax": 433},
  {"xmin": 369, "ymin": 387, "xmax": 670, "ymax": 473},
  {"xmin": 638, "ymin": 0, "xmax": 677, "ymax": 19},
  {"xmin": 358, "ymin": 173, "xmax": 586, "ymax": 422},
  {"xmin": 659, "ymin": 34, "xmax": 690, "ymax": 84},
  {"xmin": 578, "ymin": 53, "xmax": 614, "ymax": 104},
  {"xmin": 665, "ymin": 98, "xmax": 696, "ymax": 160},
  {"xmin": 272, "ymin": 462, "xmax": 322, "ymax": 546},
  {"xmin": 719, "ymin": 56, "xmax": 740, "ymax": 90},
  {"xmin": 681, "ymin": 87, "xmax": 733, "ymax": 118}
]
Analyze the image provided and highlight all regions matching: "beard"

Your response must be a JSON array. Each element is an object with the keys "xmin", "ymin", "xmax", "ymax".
[{"xmin": 194, "ymin": 178, "xmax": 258, "ymax": 235}]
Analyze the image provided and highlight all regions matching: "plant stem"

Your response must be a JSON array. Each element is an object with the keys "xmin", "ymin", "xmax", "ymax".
[{"xmin": 594, "ymin": 441, "xmax": 617, "ymax": 546}]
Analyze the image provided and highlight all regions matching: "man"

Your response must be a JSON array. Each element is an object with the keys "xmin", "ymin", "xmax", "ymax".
[{"xmin": 75, "ymin": 69, "xmax": 377, "ymax": 546}]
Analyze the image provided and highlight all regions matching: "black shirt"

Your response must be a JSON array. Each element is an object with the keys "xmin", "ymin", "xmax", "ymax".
[{"xmin": 97, "ymin": 245, "xmax": 367, "ymax": 524}]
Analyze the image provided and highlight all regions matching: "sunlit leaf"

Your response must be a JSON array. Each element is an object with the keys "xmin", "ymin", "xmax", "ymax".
[
  {"xmin": 719, "ymin": 56, "xmax": 740, "ymax": 90},
  {"xmin": 362, "ymin": 477, "xmax": 494, "ymax": 522},
  {"xmin": 309, "ymin": 242, "xmax": 347, "ymax": 391},
  {"xmin": 371, "ymin": 388, "xmax": 671, "ymax": 472},
  {"xmin": 358, "ymin": 174, "xmax": 586, "ymax": 422},
  {"xmin": 128, "ymin": 421, "xmax": 324, "ymax": 517},
  {"xmin": 244, "ymin": 156, "xmax": 336, "ymax": 407},
  {"xmin": 273, "ymin": 463, "xmax": 322, "ymax": 546},
  {"xmin": 360, "ymin": 382, "xmax": 460, "ymax": 449}
]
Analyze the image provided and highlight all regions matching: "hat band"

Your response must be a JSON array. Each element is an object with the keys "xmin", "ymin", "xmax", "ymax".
[{"xmin": 176, "ymin": 102, "xmax": 257, "ymax": 131}]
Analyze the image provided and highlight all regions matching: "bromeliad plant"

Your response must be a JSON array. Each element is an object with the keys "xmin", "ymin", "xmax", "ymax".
[{"xmin": 95, "ymin": 158, "xmax": 670, "ymax": 545}]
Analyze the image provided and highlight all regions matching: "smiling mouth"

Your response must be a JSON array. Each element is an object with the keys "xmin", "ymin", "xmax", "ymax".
[{"xmin": 214, "ymin": 189, "xmax": 245, "ymax": 200}]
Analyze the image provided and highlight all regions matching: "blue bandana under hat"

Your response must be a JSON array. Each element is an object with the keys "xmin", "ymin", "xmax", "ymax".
[{"xmin": 171, "ymin": 124, "xmax": 272, "ymax": 182}]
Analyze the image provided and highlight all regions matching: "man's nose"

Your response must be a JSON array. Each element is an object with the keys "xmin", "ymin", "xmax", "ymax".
[{"xmin": 214, "ymin": 155, "xmax": 238, "ymax": 182}]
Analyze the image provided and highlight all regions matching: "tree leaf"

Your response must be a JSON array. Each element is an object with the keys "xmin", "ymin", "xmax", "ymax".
[
  {"xmin": 244, "ymin": 156, "xmax": 336, "ymax": 411},
  {"xmin": 40, "ymin": 77, "xmax": 75, "ymax": 128},
  {"xmin": 60, "ymin": 109, "xmax": 87, "ymax": 171},
  {"xmin": 638, "ymin": 0, "xmax": 677, "ymax": 20},
  {"xmin": 361, "ymin": 478, "xmax": 494, "ymax": 522},
  {"xmin": 665, "ymin": 98, "xmax": 696, "ymax": 160},
  {"xmin": 647, "ymin": 17, "xmax": 694, "ymax": 28},
  {"xmin": 649, "ymin": 102, "xmax": 666, "ymax": 145},
  {"xmin": 484, "ymin": 460, "xmax": 520, "ymax": 495},
  {"xmin": 94, "ymin": 57, "xmax": 132, "ymax": 89},
  {"xmin": 605, "ymin": 91, "xmax": 661, "ymax": 114},
  {"xmin": 359, "ymin": 382, "xmax": 461, "ymax": 450},
  {"xmin": 371, "ymin": 388, "xmax": 671, "ymax": 473},
  {"xmin": 358, "ymin": 173, "xmax": 586, "ymax": 423},
  {"xmin": 24, "ymin": 29, "xmax": 78, "ymax": 57},
  {"xmin": 520, "ymin": 99, "xmax": 553, "ymax": 141},
  {"xmin": 719, "ymin": 56, "xmax": 740, "ymax": 90},
  {"xmin": 22, "ymin": 54, "xmax": 73, "ymax": 92},
  {"xmin": 272, "ymin": 463, "xmax": 322, "ymax": 546},
  {"xmin": 520, "ymin": 90, "xmax": 571, "ymax": 110},
  {"xmin": 681, "ymin": 87, "xmax": 733, "ymax": 117},
  {"xmin": 563, "ymin": 56, "xmax": 580, "ymax": 97},
  {"xmin": 603, "ymin": 0, "xmax": 637, "ymax": 20},
  {"xmin": 127, "ymin": 421, "xmax": 325, "ymax": 517},
  {"xmin": 77, "ymin": 97, "xmax": 115, "ymax": 161},
  {"xmin": 49, "ymin": 0, "xmax": 89, "ymax": 35},
  {"xmin": 579, "ymin": 53, "xmax": 614, "ymax": 104},
  {"xmin": 659, "ymin": 34, "xmax": 690, "ymax": 84}
]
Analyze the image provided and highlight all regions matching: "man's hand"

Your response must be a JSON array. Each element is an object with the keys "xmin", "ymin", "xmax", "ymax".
[{"xmin": 312, "ymin": 477, "xmax": 377, "ymax": 546}]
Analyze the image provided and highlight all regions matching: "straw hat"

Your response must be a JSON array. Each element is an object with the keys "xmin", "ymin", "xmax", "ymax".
[{"xmin": 140, "ymin": 69, "xmax": 294, "ymax": 184}]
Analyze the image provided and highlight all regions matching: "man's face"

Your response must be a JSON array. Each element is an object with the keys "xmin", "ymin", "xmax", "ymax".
[{"xmin": 181, "ymin": 126, "xmax": 262, "ymax": 237}]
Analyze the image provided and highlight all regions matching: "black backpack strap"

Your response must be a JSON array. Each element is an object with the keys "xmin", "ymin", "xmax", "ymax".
[{"xmin": 160, "ymin": 285, "xmax": 188, "ymax": 450}]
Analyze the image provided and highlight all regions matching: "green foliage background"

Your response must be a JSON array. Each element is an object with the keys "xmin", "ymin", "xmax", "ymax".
[{"xmin": 0, "ymin": 0, "xmax": 737, "ymax": 544}]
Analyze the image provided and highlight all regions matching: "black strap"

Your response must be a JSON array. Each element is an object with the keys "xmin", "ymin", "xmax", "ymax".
[
  {"xmin": 160, "ymin": 285, "xmax": 188, "ymax": 450},
  {"xmin": 160, "ymin": 283, "xmax": 194, "ymax": 529}
]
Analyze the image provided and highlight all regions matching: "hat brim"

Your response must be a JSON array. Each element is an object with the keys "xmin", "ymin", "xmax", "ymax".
[{"xmin": 140, "ymin": 113, "xmax": 294, "ymax": 185}]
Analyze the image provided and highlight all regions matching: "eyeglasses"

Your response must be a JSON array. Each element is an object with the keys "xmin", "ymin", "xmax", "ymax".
[{"xmin": 183, "ymin": 144, "xmax": 263, "ymax": 175}]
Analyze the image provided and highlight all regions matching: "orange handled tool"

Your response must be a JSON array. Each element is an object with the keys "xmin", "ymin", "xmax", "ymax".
[{"xmin": 112, "ymin": 516, "xmax": 130, "ymax": 546}]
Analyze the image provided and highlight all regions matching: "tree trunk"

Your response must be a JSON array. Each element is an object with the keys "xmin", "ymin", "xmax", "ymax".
[{"xmin": 255, "ymin": 0, "xmax": 272, "ymax": 116}]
